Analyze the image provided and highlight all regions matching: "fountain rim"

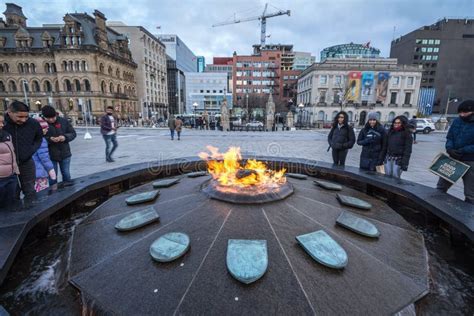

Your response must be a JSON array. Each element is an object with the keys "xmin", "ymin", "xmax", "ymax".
[{"xmin": 0, "ymin": 155, "xmax": 472, "ymax": 287}]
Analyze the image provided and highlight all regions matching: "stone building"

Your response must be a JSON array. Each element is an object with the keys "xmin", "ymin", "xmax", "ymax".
[
  {"xmin": 0, "ymin": 3, "xmax": 138, "ymax": 122},
  {"xmin": 297, "ymin": 58, "xmax": 422, "ymax": 126},
  {"xmin": 108, "ymin": 22, "xmax": 168, "ymax": 120}
]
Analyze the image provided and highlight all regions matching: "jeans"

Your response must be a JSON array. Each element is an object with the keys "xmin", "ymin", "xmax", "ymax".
[
  {"xmin": 177, "ymin": 130, "xmax": 181, "ymax": 140},
  {"xmin": 103, "ymin": 134, "xmax": 118, "ymax": 160},
  {"xmin": 437, "ymin": 160, "xmax": 474, "ymax": 204},
  {"xmin": 52, "ymin": 157, "xmax": 71, "ymax": 183},
  {"xmin": 170, "ymin": 129, "xmax": 175, "ymax": 140},
  {"xmin": 384, "ymin": 160, "xmax": 402, "ymax": 179},
  {"xmin": 332, "ymin": 149, "xmax": 348, "ymax": 166},
  {"xmin": 0, "ymin": 174, "xmax": 19, "ymax": 208},
  {"xmin": 18, "ymin": 158, "xmax": 36, "ymax": 198}
]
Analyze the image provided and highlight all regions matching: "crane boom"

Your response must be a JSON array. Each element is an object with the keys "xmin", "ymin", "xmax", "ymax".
[{"xmin": 212, "ymin": 3, "xmax": 290, "ymax": 48}]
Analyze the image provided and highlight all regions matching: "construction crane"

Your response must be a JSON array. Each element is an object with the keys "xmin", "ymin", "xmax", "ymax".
[{"xmin": 212, "ymin": 3, "xmax": 291, "ymax": 48}]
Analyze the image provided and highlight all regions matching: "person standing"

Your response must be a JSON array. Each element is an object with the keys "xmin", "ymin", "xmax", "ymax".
[
  {"xmin": 175, "ymin": 116, "xmax": 183, "ymax": 140},
  {"xmin": 32, "ymin": 118, "xmax": 56, "ymax": 192},
  {"xmin": 3, "ymin": 101, "xmax": 43, "ymax": 198},
  {"xmin": 168, "ymin": 115, "xmax": 176, "ymax": 140},
  {"xmin": 436, "ymin": 100, "xmax": 474, "ymax": 204},
  {"xmin": 0, "ymin": 114, "xmax": 19, "ymax": 207},
  {"xmin": 327, "ymin": 111, "xmax": 355, "ymax": 166},
  {"xmin": 41, "ymin": 105, "xmax": 76, "ymax": 184},
  {"xmin": 100, "ymin": 106, "xmax": 118, "ymax": 162},
  {"xmin": 408, "ymin": 115, "xmax": 418, "ymax": 144},
  {"xmin": 381, "ymin": 116, "xmax": 413, "ymax": 178},
  {"xmin": 357, "ymin": 112, "xmax": 386, "ymax": 171}
]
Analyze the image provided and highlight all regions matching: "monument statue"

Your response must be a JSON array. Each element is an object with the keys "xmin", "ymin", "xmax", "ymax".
[
  {"xmin": 286, "ymin": 111, "xmax": 294, "ymax": 129},
  {"xmin": 220, "ymin": 98, "xmax": 230, "ymax": 131},
  {"xmin": 265, "ymin": 93, "xmax": 275, "ymax": 131}
]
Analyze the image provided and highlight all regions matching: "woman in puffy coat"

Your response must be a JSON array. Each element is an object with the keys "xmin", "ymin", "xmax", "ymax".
[
  {"xmin": 380, "ymin": 116, "xmax": 413, "ymax": 178},
  {"xmin": 327, "ymin": 111, "xmax": 355, "ymax": 166},
  {"xmin": 32, "ymin": 118, "xmax": 56, "ymax": 192},
  {"xmin": 357, "ymin": 112, "xmax": 386, "ymax": 171},
  {"xmin": 0, "ymin": 114, "xmax": 19, "ymax": 206}
]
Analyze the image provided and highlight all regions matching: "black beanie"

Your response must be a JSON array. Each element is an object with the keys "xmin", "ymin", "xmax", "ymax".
[
  {"xmin": 41, "ymin": 105, "xmax": 57, "ymax": 118},
  {"xmin": 457, "ymin": 100, "xmax": 474, "ymax": 113}
]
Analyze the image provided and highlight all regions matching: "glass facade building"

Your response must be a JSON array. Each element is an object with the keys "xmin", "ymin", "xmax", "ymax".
[
  {"xmin": 320, "ymin": 43, "xmax": 380, "ymax": 61},
  {"xmin": 185, "ymin": 72, "xmax": 232, "ymax": 115}
]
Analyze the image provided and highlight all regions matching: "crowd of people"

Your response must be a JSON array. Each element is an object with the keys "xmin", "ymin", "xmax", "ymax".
[
  {"xmin": 0, "ymin": 99, "xmax": 473, "ymax": 207},
  {"xmin": 327, "ymin": 99, "xmax": 473, "ymax": 204}
]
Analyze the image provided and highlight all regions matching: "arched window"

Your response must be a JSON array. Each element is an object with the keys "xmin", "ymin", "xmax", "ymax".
[
  {"xmin": 108, "ymin": 66, "xmax": 113, "ymax": 76},
  {"xmin": 55, "ymin": 81, "xmax": 59, "ymax": 92},
  {"xmin": 331, "ymin": 111, "xmax": 338, "ymax": 119},
  {"xmin": 18, "ymin": 64, "xmax": 24, "ymax": 73},
  {"xmin": 403, "ymin": 112, "xmax": 410, "ymax": 118},
  {"xmin": 75, "ymin": 61, "xmax": 80, "ymax": 71},
  {"xmin": 8, "ymin": 81, "xmax": 17, "ymax": 92},
  {"xmin": 24, "ymin": 63, "xmax": 29, "ymax": 73},
  {"xmin": 65, "ymin": 79, "xmax": 72, "ymax": 92},
  {"xmin": 30, "ymin": 63, "xmax": 36, "ymax": 73},
  {"xmin": 376, "ymin": 111, "xmax": 382, "ymax": 121},
  {"xmin": 388, "ymin": 111, "xmax": 396, "ymax": 123},
  {"xmin": 318, "ymin": 110, "xmax": 325, "ymax": 121},
  {"xmin": 99, "ymin": 63, "xmax": 104, "ymax": 73},
  {"xmin": 116, "ymin": 69, "xmax": 120, "ymax": 78},
  {"xmin": 52, "ymin": 63, "xmax": 57, "ymax": 73},
  {"xmin": 101, "ymin": 81, "xmax": 106, "ymax": 93},
  {"xmin": 82, "ymin": 60, "xmax": 87, "ymax": 71},
  {"xmin": 0, "ymin": 81, "xmax": 5, "ymax": 92},
  {"xmin": 84, "ymin": 79, "xmax": 91, "ymax": 92},
  {"xmin": 32, "ymin": 80, "xmax": 40, "ymax": 92},
  {"xmin": 43, "ymin": 80, "xmax": 52, "ymax": 92},
  {"xmin": 74, "ymin": 79, "xmax": 81, "ymax": 91},
  {"xmin": 68, "ymin": 61, "xmax": 73, "ymax": 71},
  {"xmin": 117, "ymin": 84, "xmax": 122, "ymax": 94},
  {"xmin": 3, "ymin": 63, "xmax": 9, "ymax": 73},
  {"xmin": 62, "ymin": 61, "xmax": 67, "ymax": 71},
  {"xmin": 44, "ymin": 63, "xmax": 50, "ymax": 73},
  {"xmin": 347, "ymin": 111, "xmax": 353, "ymax": 122},
  {"xmin": 109, "ymin": 82, "xmax": 114, "ymax": 93}
]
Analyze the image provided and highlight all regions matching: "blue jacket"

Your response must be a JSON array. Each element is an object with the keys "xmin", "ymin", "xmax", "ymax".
[
  {"xmin": 32, "ymin": 138, "xmax": 54, "ymax": 178},
  {"xmin": 446, "ymin": 115, "xmax": 474, "ymax": 161}
]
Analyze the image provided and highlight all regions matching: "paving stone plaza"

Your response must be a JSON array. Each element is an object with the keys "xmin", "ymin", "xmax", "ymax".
[{"xmin": 70, "ymin": 127, "xmax": 464, "ymax": 200}]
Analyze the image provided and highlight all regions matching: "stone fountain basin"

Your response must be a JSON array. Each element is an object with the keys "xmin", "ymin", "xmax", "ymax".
[{"xmin": 69, "ymin": 170, "xmax": 429, "ymax": 315}]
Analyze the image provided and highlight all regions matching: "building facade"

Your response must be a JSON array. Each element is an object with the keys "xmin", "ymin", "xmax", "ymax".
[
  {"xmin": 320, "ymin": 43, "xmax": 380, "ymax": 62},
  {"xmin": 197, "ymin": 56, "xmax": 205, "ymax": 72},
  {"xmin": 390, "ymin": 18, "xmax": 474, "ymax": 114},
  {"xmin": 297, "ymin": 58, "xmax": 421, "ymax": 126},
  {"xmin": 108, "ymin": 22, "xmax": 168, "ymax": 120},
  {"xmin": 166, "ymin": 56, "xmax": 185, "ymax": 114},
  {"xmin": 184, "ymin": 72, "xmax": 231, "ymax": 116},
  {"xmin": 0, "ymin": 3, "xmax": 138, "ymax": 121},
  {"xmin": 293, "ymin": 51, "xmax": 315, "ymax": 71},
  {"xmin": 205, "ymin": 57, "xmax": 233, "ymax": 93},
  {"xmin": 158, "ymin": 34, "xmax": 197, "ymax": 72}
]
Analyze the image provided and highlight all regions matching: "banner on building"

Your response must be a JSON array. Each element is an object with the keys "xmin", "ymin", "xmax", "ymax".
[
  {"xmin": 345, "ymin": 71, "xmax": 361, "ymax": 102},
  {"xmin": 418, "ymin": 87, "xmax": 436, "ymax": 115},
  {"xmin": 376, "ymin": 72, "xmax": 390, "ymax": 102},
  {"xmin": 361, "ymin": 72, "xmax": 375, "ymax": 103},
  {"xmin": 429, "ymin": 152, "xmax": 471, "ymax": 184}
]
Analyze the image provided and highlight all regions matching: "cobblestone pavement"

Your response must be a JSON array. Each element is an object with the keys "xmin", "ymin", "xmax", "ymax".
[{"xmin": 68, "ymin": 127, "xmax": 464, "ymax": 200}]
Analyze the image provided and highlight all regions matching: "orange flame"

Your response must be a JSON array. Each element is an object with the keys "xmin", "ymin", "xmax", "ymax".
[{"xmin": 198, "ymin": 146, "xmax": 286, "ymax": 188}]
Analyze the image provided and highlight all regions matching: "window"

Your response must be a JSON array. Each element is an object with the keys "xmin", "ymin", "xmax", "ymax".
[
  {"xmin": 427, "ymin": 47, "xmax": 433, "ymax": 52},
  {"xmin": 422, "ymin": 39, "xmax": 428, "ymax": 44},
  {"xmin": 434, "ymin": 39, "xmax": 441, "ymax": 45},
  {"xmin": 433, "ymin": 55, "xmax": 438, "ymax": 60},
  {"xmin": 319, "ymin": 90, "xmax": 326, "ymax": 103},
  {"xmin": 32, "ymin": 80, "xmax": 40, "ymax": 92},
  {"xmin": 0, "ymin": 81, "xmax": 5, "ymax": 92},
  {"xmin": 407, "ymin": 77, "xmax": 414, "ymax": 85},
  {"xmin": 428, "ymin": 39, "xmax": 434, "ymax": 45},
  {"xmin": 421, "ymin": 47, "xmax": 427, "ymax": 52},
  {"xmin": 333, "ymin": 90, "xmax": 341, "ymax": 104},
  {"xmin": 8, "ymin": 81, "xmax": 17, "ymax": 92},
  {"xmin": 390, "ymin": 92, "xmax": 397, "ymax": 104},
  {"xmin": 415, "ymin": 39, "xmax": 422, "ymax": 44},
  {"xmin": 84, "ymin": 79, "xmax": 91, "ymax": 91},
  {"xmin": 65, "ymin": 79, "xmax": 72, "ymax": 92},
  {"xmin": 426, "ymin": 55, "xmax": 432, "ymax": 61},
  {"xmin": 392, "ymin": 76, "xmax": 400, "ymax": 85},
  {"xmin": 335, "ymin": 75, "xmax": 342, "ymax": 85},
  {"xmin": 404, "ymin": 92, "xmax": 411, "ymax": 104},
  {"xmin": 319, "ymin": 75, "xmax": 327, "ymax": 84}
]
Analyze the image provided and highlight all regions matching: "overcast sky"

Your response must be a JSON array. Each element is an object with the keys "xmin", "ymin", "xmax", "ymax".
[{"xmin": 8, "ymin": 0, "xmax": 474, "ymax": 62}]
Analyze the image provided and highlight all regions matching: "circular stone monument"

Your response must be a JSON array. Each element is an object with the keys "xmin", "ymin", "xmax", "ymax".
[{"xmin": 69, "ymin": 167, "xmax": 429, "ymax": 315}]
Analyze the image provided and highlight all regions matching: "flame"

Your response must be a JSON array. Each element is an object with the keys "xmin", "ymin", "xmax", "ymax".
[{"xmin": 198, "ymin": 146, "xmax": 286, "ymax": 188}]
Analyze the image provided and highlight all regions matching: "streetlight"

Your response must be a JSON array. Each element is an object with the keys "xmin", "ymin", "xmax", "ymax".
[
  {"xmin": 192, "ymin": 102, "xmax": 198, "ymax": 128},
  {"xmin": 298, "ymin": 102, "xmax": 304, "ymax": 129},
  {"xmin": 22, "ymin": 80, "xmax": 29, "ymax": 107},
  {"xmin": 245, "ymin": 93, "xmax": 249, "ymax": 122}
]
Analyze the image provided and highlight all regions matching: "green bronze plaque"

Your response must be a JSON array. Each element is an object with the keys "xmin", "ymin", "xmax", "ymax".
[
  {"xmin": 125, "ymin": 190, "xmax": 160, "ymax": 205},
  {"xmin": 226, "ymin": 239, "xmax": 268, "ymax": 284},
  {"xmin": 336, "ymin": 194, "xmax": 372, "ymax": 210},
  {"xmin": 286, "ymin": 173, "xmax": 308, "ymax": 180},
  {"xmin": 115, "ymin": 207, "xmax": 160, "ymax": 232},
  {"xmin": 187, "ymin": 171, "xmax": 208, "ymax": 178},
  {"xmin": 296, "ymin": 230, "xmax": 348, "ymax": 269},
  {"xmin": 150, "ymin": 232, "xmax": 190, "ymax": 262},
  {"xmin": 152, "ymin": 178, "xmax": 180, "ymax": 188},
  {"xmin": 336, "ymin": 211, "xmax": 380, "ymax": 238},
  {"xmin": 313, "ymin": 180, "xmax": 342, "ymax": 191}
]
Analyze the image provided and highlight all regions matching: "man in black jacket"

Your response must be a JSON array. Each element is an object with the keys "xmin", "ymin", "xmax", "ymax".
[
  {"xmin": 41, "ymin": 105, "xmax": 76, "ymax": 184},
  {"xmin": 3, "ymin": 101, "xmax": 43, "ymax": 198}
]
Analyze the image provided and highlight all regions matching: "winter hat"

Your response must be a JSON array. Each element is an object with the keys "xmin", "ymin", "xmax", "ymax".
[
  {"xmin": 457, "ymin": 100, "xmax": 474, "ymax": 113},
  {"xmin": 368, "ymin": 112, "xmax": 378, "ymax": 120},
  {"xmin": 41, "ymin": 105, "xmax": 57, "ymax": 118},
  {"xmin": 36, "ymin": 117, "xmax": 49, "ymax": 130}
]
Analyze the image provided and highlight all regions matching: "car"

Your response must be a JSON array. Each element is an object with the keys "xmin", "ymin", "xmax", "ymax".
[
  {"xmin": 415, "ymin": 118, "xmax": 436, "ymax": 134},
  {"xmin": 245, "ymin": 121, "xmax": 264, "ymax": 128}
]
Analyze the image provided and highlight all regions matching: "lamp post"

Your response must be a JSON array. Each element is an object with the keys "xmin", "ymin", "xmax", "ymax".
[
  {"xmin": 35, "ymin": 100, "xmax": 41, "ymax": 112},
  {"xmin": 193, "ymin": 102, "xmax": 198, "ymax": 128},
  {"xmin": 245, "ymin": 93, "xmax": 249, "ymax": 122},
  {"xmin": 298, "ymin": 102, "xmax": 304, "ymax": 129},
  {"xmin": 22, "ymin": 80, "xmax": 29, "ymax": 107}
]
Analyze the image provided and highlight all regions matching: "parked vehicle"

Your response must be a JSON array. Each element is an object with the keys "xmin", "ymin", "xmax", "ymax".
[
  {"xmin": 415, "ymin": 118, "xmax": 436, "ymax": 134},
  {"xmin": 246, "ymin": 121, "xmax": 264, "ymax": 128}
]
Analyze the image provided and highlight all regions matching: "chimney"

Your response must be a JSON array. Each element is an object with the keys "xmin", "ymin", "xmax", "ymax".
[
  {"xmin": 93, "ymin": 10, "xmax": 107, "ymax": 32},
  {"xmin": 93, "ymin": 10, "xmax": 108, "ymax": 50}
]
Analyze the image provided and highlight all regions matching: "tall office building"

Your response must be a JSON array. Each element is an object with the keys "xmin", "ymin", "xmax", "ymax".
[{"xmin": 390, "ymin": 18, "xmax": 474, "ymax": 113}]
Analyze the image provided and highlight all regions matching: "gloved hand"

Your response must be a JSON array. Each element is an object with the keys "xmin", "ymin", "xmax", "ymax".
[
  {"xmin": 401, "ymin": 165, "xmax": 408, "ymax": 171},
  {"xmin": 48, "ymin": 169, "xmax": 57, "ymax": 180},
  {"xmin": 332, "ymin": 143, "xmax": 342, "ymax": 150},
  {"xmin": 447, "ymin": 149, "xmax": 462, "ymax": 160}
]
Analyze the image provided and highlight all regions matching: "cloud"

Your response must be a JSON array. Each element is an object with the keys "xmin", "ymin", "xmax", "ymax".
[{"xmin": 8, "ymin": 0, "xmax": 474, "ymax": 63}]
